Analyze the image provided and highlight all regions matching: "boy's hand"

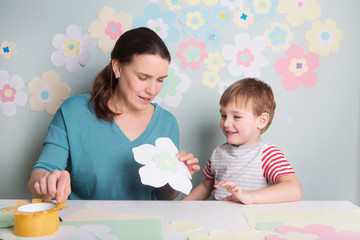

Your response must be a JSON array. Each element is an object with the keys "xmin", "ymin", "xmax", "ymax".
[
  {"xmin": 176, "ymin": 151, "xmax": 200, "ymax": 176},
  {"xmin": 214, "ymin": 181, "xmax": 252, "ymax": 205}
]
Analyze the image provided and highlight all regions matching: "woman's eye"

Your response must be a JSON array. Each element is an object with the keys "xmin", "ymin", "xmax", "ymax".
[{"xmin": 234, "ymin": 116, "xmax": 241, "ymax": 119}]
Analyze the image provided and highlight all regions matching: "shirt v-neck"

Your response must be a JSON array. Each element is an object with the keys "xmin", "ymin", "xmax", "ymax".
[{"xmin": 111, "ymin": 103, "xmax": 160, "ymax": 146}]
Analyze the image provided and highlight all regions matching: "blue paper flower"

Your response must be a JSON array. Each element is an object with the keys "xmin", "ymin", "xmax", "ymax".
[
  {"xmin": 211, "ymin": 7, "xmax": 231, "ymax": 25},
  {"xmin": 134, "ymin": 4, "xmax": 180, "ymax": 42},
  {"xmin": 180, "ymin": 6, "xmax": 211, "ymax": 38},
  {"xmin": 204, "ymin": 28, "xmax": 222, "ymax": 47},
  {"xmin": 248, "ymin": 0, "xmax": 279, "ymax": 21}
]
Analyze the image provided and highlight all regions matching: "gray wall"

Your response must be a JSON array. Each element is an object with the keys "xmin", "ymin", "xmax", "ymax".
[{"xmin": 1, "ymin": 0, "xmax": 359, "ymax": 205}]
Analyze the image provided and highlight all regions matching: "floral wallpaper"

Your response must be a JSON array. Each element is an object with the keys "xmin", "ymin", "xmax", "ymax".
[{"xmin": 0, "ymin": 0, "xmax": 344, "ymax": 117}]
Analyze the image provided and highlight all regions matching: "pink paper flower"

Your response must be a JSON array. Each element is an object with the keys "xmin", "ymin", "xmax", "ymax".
[
  {"xmin": 274, "ymin": 44, "xmax": 319, "ymax": 90},
  {"xmin": 104, "ymin": 21, "xmax": 123, "ymax": 40},
  {"xmin": 268, "ymin": 224, "xmax": 360, "ymax": 240},
  {"xmin": 176, "ymin": 38, "xmax": 207, "ymax": 70}
]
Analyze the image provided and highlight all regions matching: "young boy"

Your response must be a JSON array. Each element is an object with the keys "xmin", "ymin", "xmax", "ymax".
[{"xmin": 184, "ymin": 78, "xmax": 302, "ymax": 204}]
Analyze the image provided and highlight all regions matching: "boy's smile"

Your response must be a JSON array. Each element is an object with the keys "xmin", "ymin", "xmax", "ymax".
[{"xmin": 220, "ymin": 100, "xmax": 262, "ymax": 146}]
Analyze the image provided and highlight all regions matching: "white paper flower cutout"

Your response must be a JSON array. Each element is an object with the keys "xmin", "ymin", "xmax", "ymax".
[
  {"xmin": 132, "ymin": 137, "xmax": 192, "ymax": 195},
  {"xmin": 28, "ymin": 70, "xmax": 71, "ymax": 115},
  {"xmin": 0, "ymin": 70, "xmax": 27, "ymax": 116},
  {"xmin": 152, "ymin": 61, "xmax": 191, "ymax": 108},
  {"xmin": 221, "ymin": 32, "xmax": 269, "ymax": 78},
  {"xmin": 51, "ymin": 25, "xmax": 93, "ymax": 72}
]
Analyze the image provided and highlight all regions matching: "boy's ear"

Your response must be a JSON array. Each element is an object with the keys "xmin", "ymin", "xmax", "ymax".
[{"xmin": 257, "ymin": 112, "xmax": 269, "ymax": 130}]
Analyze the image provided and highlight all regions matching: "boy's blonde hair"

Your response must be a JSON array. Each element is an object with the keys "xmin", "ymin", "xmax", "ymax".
[{"xmin": 220, "ymin": 78, "xmax": 276, "ymax": 133}]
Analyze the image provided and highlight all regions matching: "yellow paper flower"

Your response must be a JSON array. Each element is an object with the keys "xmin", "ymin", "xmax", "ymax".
[
  {"xmin": 28, "ymin": 70, "xmax": 70, "ymax": 115},
  {"xmin": 202, "ymin": 70, "xmax": 220, "ymax": 88},
  {"xmin": 305, "ymin": 18, "xmax": 344, "ymax": 56},
  {"xmin": 204, "ymin": 52, "xmax": 225, "ymax": 73},
  {"xmin": 166, "ymin": 0, "xmax": 184, "ymax": 10},
  {"xmin": 61, "ymin": 38, "xmax": 80, "ymax": 57},
  {"xmin": 264, "ymin": 22, "xmax": 294, "ymax": 52},
  {"xmin": 186, "ymin": 0, "xmax": 218, "ymax": 6},
  {"xmin": 277, "ymin": 0, "xmax": 321, "ymax": 27},
  {"xmin": 0, "ymin": 41, "xmax": 16, "ymax": 59},
  {"xmin": 88, "ymin": 6, "xmax": 132, "ymax": 52}
]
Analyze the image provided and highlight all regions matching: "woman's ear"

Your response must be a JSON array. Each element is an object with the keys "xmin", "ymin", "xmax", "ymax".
[
  {"xmin": 112, "ymin": 59, "xmax": 121, "ymax": 78},
  {"xmin": 257, "ymin": 112, "xmax": 269, "ymax": 130}
]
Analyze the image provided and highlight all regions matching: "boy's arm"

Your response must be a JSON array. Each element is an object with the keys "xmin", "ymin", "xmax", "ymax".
[
  {"xmin": 216, "ymin": 174, "xmax": 302, "ymax": 204},
  {"xmin": 183, "ymin": 178, "xmax": 215, "ymax": 200}
]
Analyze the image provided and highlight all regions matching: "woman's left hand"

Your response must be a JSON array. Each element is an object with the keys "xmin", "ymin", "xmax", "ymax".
[{"xmin": 176, "ymin": 151, "xmax": 200, "ymax": 176}]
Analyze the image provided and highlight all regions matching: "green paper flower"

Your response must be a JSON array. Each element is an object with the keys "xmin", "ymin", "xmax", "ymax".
[{"xmin": 153, "ymin": 151, "xmax": 179, "ymax": 173}]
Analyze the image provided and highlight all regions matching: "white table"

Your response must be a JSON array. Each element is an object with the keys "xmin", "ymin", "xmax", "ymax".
[{"xmin": 1, "ymin": 200, "xmax": 359, "ymax": 239}]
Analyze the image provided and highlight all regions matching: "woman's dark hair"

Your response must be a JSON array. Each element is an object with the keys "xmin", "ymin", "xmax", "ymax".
[{"xmin": 89, "ymin": 27, "xmax": 171, "ymax": 121}]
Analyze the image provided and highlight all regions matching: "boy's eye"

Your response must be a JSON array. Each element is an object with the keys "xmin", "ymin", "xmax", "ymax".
[
  {"xmin": 220, "ymin": 114, "xmax": 226, "ymax": 118},
  {"xmin": 234, "ymin": 116, "xmax": 241, "ymax": 119}
]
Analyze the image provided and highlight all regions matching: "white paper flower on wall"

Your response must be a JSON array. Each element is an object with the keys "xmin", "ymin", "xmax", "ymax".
[
  {"xmin": 27, "ymin": 70, "xmax": 71, "ymax": 115},
  {"xmin": 132, "ymin": 137, "xmax": 192, "ymax": 195},
  {"xmin": 222, "ymin": 32, "xmax": 269, "ymax": 78},
  {"xmin": 152, "ymin": 61, "xmax": 191, "ymax": 108},
  {"xmin": 0, "ymin": 70, "xmax": 27, "ymax": 117},
  {"xmin": 88, "ymin": 6, "xmax": 132, "ymax": 52},
  {"xmin": 51, "ymin": 25, "xmax": 93, "ymax": 72}
]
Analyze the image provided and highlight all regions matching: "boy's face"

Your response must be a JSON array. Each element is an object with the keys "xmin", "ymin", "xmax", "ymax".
[{"xmin": 219, "ymin": 100, "xmax": 262, "ymax": 146}]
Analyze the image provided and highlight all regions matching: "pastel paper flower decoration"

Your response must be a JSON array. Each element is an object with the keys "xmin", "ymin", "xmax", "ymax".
[
  {"xmin": 277, "ymin": 0, "xmax": 321, "ymax": 27},
  {"xmin": 204, "ymin": 28, "xmax": 222, "ymax": 47},
  {"xmin": 211, "ymin": 7, "xmax": 231, "ymax": 25},
  {"xmin": 233, "ymin": 8, "xmax": 255, "ymax": 29},
  {"xmin": 134, "ymin": 4, "xmax": 180, "ymax": 43},
  {"xmin": 220, "ymin": 0, "xmax": 244, "ymax": 11},
  {"xmin": 266, "ymin": 224, "xmax": 360, "ymax": 240},
  {"xmin": 132, "ymin": 137, "xmax": 192, "ymax": 195},
  {"xmin": 218, "ymin": 79, "xmax": 234, "ymax": 95},
  {"xmin": 0, "ymin": 70, "xmax": 27, "ymax": 117},
  {"xmin": 51, "ymin": 25, "xmax": 93, "ymax": 72},
  {"xmin": 186, "ymin": 0, "xmax": 219, "ymax": 6},
  {"xmin": 166, "ymin": 0, "xmax": 184, "ymax": 11},
  {"xmin": 264, "ymin": 22, "xmax": 294, "ymax": 52},
  {"xmin": 305, "ymin": 18, "xmax": 344, "ymax": 57},
  {"xmin": 274, "ymin": 44, "xmax": 319, "ymax": 90},
  {"xmin": 88, "ymin": 6, "xmax": 132, "ymax": 52},
  {"xmin": 221, "ymin": 32, "xmax": 269, "ymax": 78},
  {"xmin": 27, "ymin": 70, "xmax": 71, "ymax": 115},
  {"xmin": 152, "ymin": 61, "xmax": 191, "ymax": 108},
  {"xmin": 202, "ymin": 70, "xmax": 220, "ymax": 88},
  {"xmin": 249, "ymin": 0, "xmax": 279, "ymax": 20},
  {"xmin": 180, "ymin": 6, "xmax": 211, "ymax": 38},
  {"xmin": 177, "ymin": 38, "xmax": 207, "ymax": 70},
  {"xmin": 204, "ymin": 52, "xmax": 225, "ymax": 73},
  {"xmin": 0, "ymin": 41, "xmax": 16, "ymax": 59}
]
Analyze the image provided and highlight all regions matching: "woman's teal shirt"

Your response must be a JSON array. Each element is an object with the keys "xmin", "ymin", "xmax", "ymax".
[{"xmin": 32, "ymin": 94, "xmax": 179, "ymax": 200}]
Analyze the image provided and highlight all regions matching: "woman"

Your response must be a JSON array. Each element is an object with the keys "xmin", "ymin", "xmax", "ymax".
[{"xmin": 28, "ymin": 27, "xmax": 200, "ymax": 202}]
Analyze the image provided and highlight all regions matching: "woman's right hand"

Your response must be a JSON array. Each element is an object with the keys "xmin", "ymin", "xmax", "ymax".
[{"xmin": 28, "ymin": 169, "xmax": 71, "ymax": 203}]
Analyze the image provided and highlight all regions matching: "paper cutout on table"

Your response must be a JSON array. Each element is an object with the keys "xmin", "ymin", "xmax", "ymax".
[
  {"xmin": 63, "ymin": 208, "xmax": 162, "ymax": 222},
  {"xmin": 0, "ymin": 70, "xmax": 28, "ymax": 117},
  {"xmin": 51, "ymin": 24, "xmax": 93, "ymax": 72},
  {"xmin": 245, "ymin": 211, "xmax": 360, "ymax": 232},
  {"xmin": 265, "ymin": 231, "xmax": 318, "ymax": 240},
  {"xmin": 166, "ymin": 221, "xmax": 202, "ymax": 233},
  {"xmin": 60, "ymin": 219, "xmax": 163, "ymax": 240},
  {"xmin": 0, "ymin": 211, "xmax": 13, "ymax": 228},
  {"xmin": 266, "ymin": 224, "xmax": 360, "ymax": 240},
  {"xmin": 187, "ymin": 228, "xmax": 265, "ymax": 240},
  {"xmin": 27, "ymin": 70, "xmax": 71, "ymax": 115},
  {"xmin": 88, "ymin": 6, "xmax": 132, "ymax": 52},
  {"xmin": 132, "ymin": 137, "xmax": 192, "ymax": 195},
  {"xmin": 256, "ymin": 221, "xmax": 285, "ymax": 233}
]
